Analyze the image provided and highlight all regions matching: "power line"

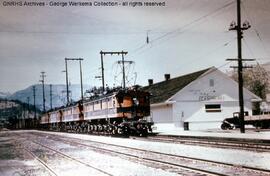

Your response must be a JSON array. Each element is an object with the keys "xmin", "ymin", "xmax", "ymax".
[
  {"xmin": 242, "ymin": 2, "xmax": 270, "ymax": 59},
  {"xmin": 0, "ymin": 30, "xmax": 150, "ymax": 35},
  {"xmin": 130, "ymin": 0, "xmax": 235, "ymax": 55},
  {"xmin": 153, "ymin": 1, "xmax": 234, "ymax": 42},
  {"xmin": 163, "ymin": 37, "xmax": 236, "ymax": 74},
  {"xmin": 243, "ymin": 38, "xmax": 255, "ymax": 58}
]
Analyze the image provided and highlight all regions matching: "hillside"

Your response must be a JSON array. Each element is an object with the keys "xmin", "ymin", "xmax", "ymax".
[
  {"xmin": 0, "ymin": 98, "xmax": 41, "ymax": 128},
  {"xmin": 7, "ymin": 84, "xmax": 90, "ymax": 111},
  {"xmin": 0, "ymin": 91, "xmax": 11, "ymax": 98}
]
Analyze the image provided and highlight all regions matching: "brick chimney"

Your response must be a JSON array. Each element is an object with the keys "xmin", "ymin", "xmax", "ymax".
[
  {"xmin": 148, "ymin": 79, "xmax": 153, "ymax": 86},
  {"xmin": 164, "ymin": 74, "xmax": 170, "ymax": 81}
]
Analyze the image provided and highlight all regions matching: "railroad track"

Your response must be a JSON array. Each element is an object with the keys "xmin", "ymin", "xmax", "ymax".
[
  {"xmin": 23, "ymin": 147, "xmax": 58, "ymax": 176},
  {"xmin": 18, "ymin": 135, "xmax": 113, "ymax": 176},
  {"xmin": 37, "ymin": 130, "xmax": 270, "ymax": 152},
  {"xmin": 29, "ymin": 132, "xmax": 270, "ymax": 176},
  {"xmin": 132, "ymin": 135, "xmax": 270, "ymax": 152}
]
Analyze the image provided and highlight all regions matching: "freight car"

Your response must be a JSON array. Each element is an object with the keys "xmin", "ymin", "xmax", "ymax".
[
  {"xmin": 40, "ymin": 87, "xmax": 153, "ymax": 136},
  {"xmin": 221, "ymin": 112, "xmax": 270, "ymax": 130}
]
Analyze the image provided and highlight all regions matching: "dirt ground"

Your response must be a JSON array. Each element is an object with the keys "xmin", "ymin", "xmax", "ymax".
[{"xmin": 0, "ymin": 131, "xmax": 51, "ymax": 176}]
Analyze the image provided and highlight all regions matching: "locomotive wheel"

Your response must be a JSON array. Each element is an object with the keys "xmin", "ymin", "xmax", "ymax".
[
  {"xmin": 103, "ymin": 125, "xmax": 108, "ymax": 132},
  {"xmin": 140, "ymin": 129, "xmax": 148, "ymax": 137},
  {"xmin": 86, "ymin": 125, "xmax": 90, "ymax": 133},
  {"xmin": 98, "ymin": 125, "xmax": 103, "ymax": 132},
  {"xmin": 94, "ymin": 125, "xmax": 97, "ymax": 132},
  {"xmin": 113, "ymin": 127, "xmax": 118, "ymax": 135},
  {"xmin": 117, "ymin": 127, "xmax": 123, "ymax": 134},
  {"xmin": 108, "ymin": 125, "xmax": 113, "ymax": 134},
  {"xmin": 123, "ymin": 126, "xmax": 130, "ymax": 137}
]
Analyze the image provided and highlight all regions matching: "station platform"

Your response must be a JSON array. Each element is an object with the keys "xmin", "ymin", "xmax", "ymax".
[{"xmin": 154, "ymin": 128, "xmax": 270, "ymax": 143}]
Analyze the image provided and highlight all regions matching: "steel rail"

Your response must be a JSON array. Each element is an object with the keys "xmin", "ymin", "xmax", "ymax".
[
  {"xmin": 23, "ymin": 147, "xmax": 58, "ymax": 176},
  {"xmin": 36, "ymin": 136, "xmax": 222, "ymax": 176},
  {"xmin": 24, "ymin": 131, "xmax": 270, "ymax": 176},
  {"xmin": 142, "ymin": 136, "xmax": 270, "ymax": 152},
  {"xmin": 34, "ymin": 132, "xmax": 270, "ymax": 176},
  {"xmin": 29, "ymin": 140, "xmax": 113, "ymax": 176}
]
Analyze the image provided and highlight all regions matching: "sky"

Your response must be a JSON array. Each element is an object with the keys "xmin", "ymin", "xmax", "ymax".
[{"xmin": 0, "ymin": 0, "xmax": 270, "ymax": 93}]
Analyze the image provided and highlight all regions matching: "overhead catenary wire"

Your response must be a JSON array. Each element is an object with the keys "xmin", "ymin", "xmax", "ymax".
[
  {"xmin": 130, "ymin": 0, "xmax": 235, "ymax": 56},
  {"xmin": 125, "ymin": 2, "xmax": 234, "ymax": 69},
  {"xmin": 125, "ymin": 1, "xmax": 238, "ymax": 85},
  {"xmin": 151, "ymin": 1, "xmax": 234, "ymax": 42},
  {"xmin": 243, "ymin": 38, "xmax": 256, "ymax": 59},
  {"xmin": 111, "ymin": 59, "xmax": 135, "ymax": 87},
  {"xmin": 242, "ymin": 1, "xmax": 270, "ymax": 60},
  {"xmin": 142, "ymin": 37, "xmax": 236, "ymax": 85},
  {"xmin": 170, "ymin": 37, "xmax": 237, "ymax": 74}
]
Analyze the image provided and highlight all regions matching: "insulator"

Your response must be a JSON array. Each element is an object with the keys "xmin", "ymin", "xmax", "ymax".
[
  {"xmin": 242, "ymin": 20, "xmax": 251, "ymax": 29},
  {"xmin": 229, "ymin": 21, "xmax": 237, "ymax": 30}
]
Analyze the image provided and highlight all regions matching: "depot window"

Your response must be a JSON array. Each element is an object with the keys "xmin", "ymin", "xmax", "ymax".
[
  {"xmin": 209, "ymin": 79, "xmax": 214, "ymax": 87},
  {"xmin": 205, "ymin": 104, "xmax": 221, "ymax": 113}
]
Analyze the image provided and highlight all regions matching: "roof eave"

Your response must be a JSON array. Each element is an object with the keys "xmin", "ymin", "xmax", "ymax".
[{"xmin": 151, "ymin": 101, "xmax": 174, "ymax": 107}]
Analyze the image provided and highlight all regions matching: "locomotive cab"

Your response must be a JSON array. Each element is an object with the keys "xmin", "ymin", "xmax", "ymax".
[{"xmin": 115, "ymin": 88, "xmax": 152, "ymax": 136}]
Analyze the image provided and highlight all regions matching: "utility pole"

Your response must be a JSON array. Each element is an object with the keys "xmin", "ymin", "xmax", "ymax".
[
  {"xmin": 32, "ymin": 86, "xmax": 36, "ymax": 119},
  {"xmin": 100, "ymin": 51, "xmax": 105, "ymax": 92},
  {"xmin": 65, "ymin": 59, "xmax": 69, "ymax": 105},
  {"xmin": 121, "ymin": 51, "xmax": 126, "ymax": 89},
  {"xmin": 27, "ymin": 96, "xmax": 30, "ymax": 119},
  {"xmin": 22, "ymin": 100, "xmax": 25, "ymax": 128},
  {"xmin": 50, "ymin": 84, "xmax": 53, "ymax": 110},
  {"xmin": 100, "ymin": 51, "xmax": 128, "ymax": 90},
  {"xmin": 26, "ymin": 96, "xmax": 29, "ymax": 129},
  {"xmin": 40, "ymin": 71, "xmax": 46, "ymax": 112},
  {"xmin": 228, "ymin": 0, "xmax": 251, "ymax": 133},
  {"xmin": 79, "ymin": 60, "xmax": 83, "ymax": 100},
  {"xmin": 65, "ymin": 58, "xmax": 84, "ymax": 101}
]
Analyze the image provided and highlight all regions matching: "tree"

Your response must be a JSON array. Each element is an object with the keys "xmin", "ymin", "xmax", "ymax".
[{"xmin": 231, "ymin": 63, "xmax": 269, "ymax": 114}]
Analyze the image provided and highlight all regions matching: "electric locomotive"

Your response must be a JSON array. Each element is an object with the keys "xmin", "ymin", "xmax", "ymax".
[{"xmin": 40, "ymin": 87, "xmax": 153, "ymax": 136}]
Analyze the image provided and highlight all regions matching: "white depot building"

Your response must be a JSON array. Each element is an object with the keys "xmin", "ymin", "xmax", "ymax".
[{"xmin": 143, "ymin": 67, "xmax": 261, "ymax": 131}]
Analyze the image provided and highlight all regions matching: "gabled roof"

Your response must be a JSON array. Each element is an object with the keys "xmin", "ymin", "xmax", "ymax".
[{"xmin": 142, "ymin": 68, "xmax": 212, "ymax": 104}]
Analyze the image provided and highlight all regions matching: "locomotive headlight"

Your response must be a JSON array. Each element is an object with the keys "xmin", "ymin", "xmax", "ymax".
[{"xmin": 133, "ymin": 98, "xmax": 139, "ymax": 106}]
